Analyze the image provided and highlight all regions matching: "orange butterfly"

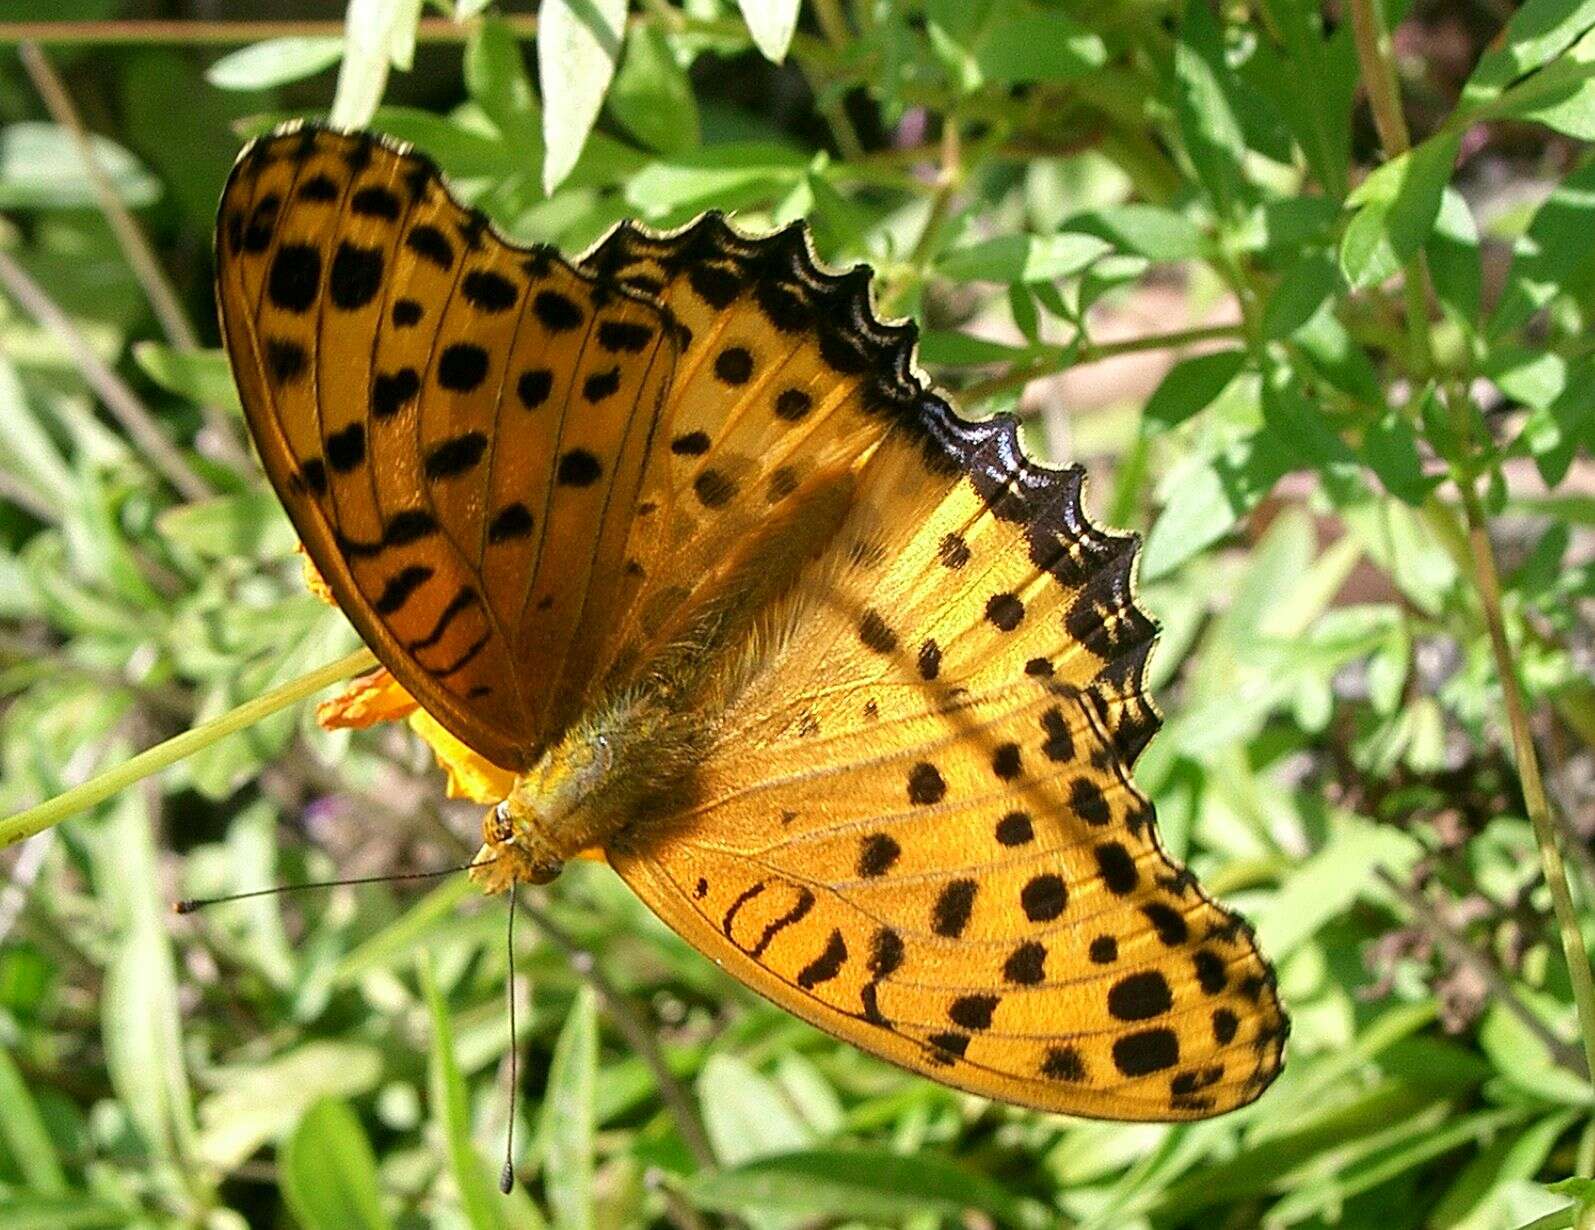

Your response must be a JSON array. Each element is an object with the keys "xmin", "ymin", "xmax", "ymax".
[{"xmin": 215, "ymin": 122, "xmax": 1286, "ymax": 1119}]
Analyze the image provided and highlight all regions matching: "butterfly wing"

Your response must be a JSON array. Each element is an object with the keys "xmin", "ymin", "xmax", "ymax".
[
  {"xmin": 608, "ymin": 409, "xmax": 1287, "ymax": 1119},
  {"xmin": 216, "ymin": 125, "xmax": 676, "ymax": 769}
]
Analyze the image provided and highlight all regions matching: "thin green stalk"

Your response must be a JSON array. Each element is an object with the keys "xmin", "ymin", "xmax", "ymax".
[
  {"xmin": 960, "ymin": 323, "xmax": 1247, "ymax": 404},
  {"xmin": 1454, "ymin": 464, "xmax": 1595, "ymax": 1082},
  {"xmin": 1349, "ymin": 0, "xmax": 1595, "ymax": 1081},
  {"xmin": 0, "ymin": 648, "xmax": 376, "ymax": 850}
]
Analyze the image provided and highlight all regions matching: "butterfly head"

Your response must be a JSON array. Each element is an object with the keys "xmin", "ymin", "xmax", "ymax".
[{"xmin": 468, "ymin": 732, "xmax": 618, "ymax": 892}]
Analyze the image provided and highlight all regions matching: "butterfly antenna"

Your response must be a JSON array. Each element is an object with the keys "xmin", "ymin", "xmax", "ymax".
[
  {"xmin": 172, "ymin": 857, "xmax": 497, "ymax": 914},
  {"xmin": 501, "ymin": 886, "xmax": 519, "ymax": 1194}
]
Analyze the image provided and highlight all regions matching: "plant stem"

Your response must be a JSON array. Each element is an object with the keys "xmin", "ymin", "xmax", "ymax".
[
  {"xmin": 1349, "ymin": 0, "xmax": 1595, "ymax": 1082},
  {"xmin": 0, "ymin": 249, "xmax": 212, "ymax": 502},
  {"xmin": 0, "ymin": 648, "xmax": 376, "ymax": 850},
  {"xmin": 959, "ymin": 323, "xmax": 1246, "ymax": 404},
  {"xmin": 1454, "ymin": 469, "xmax": 1595, "ymax": 1081},
  {"xmin": 18, "ymin": 41, "xmax": 252, "ymax": 473}
]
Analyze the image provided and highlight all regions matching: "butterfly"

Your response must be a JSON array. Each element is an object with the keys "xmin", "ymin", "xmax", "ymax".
[{"xmin": 215, "ymin": 122, "xmax": 1286, "ymax": 1120}]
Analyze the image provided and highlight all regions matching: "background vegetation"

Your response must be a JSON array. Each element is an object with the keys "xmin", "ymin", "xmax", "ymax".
[{"xmin": 1, "ymin": 0, "xmax": 1594, "ymax": 1226}]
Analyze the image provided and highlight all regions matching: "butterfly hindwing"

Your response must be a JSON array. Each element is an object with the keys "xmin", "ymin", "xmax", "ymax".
[{"xmin": 608, "ymin": 422, "xmax": 1286, "ymax": 1119}]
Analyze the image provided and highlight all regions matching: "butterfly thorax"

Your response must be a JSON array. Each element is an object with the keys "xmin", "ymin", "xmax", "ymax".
[{"xmin": 468, "ymin": 689, "xmax": 708, "ymax": 892}]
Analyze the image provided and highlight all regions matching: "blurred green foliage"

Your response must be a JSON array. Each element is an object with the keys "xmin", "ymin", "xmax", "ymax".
[{"xmin": 3, "ymin": 1, "xmax": 1595, "ymax": 1227}]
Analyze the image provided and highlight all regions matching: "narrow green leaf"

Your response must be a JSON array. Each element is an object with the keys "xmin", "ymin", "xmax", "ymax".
[
  {"xmin": 0, "ymin": 1046, "xmax": 67, "ymax": 1194},
  {"xmin": 1491, "ymin": 155, "xmax": 1595, "ymax": 336},
  {"xmin": 538, "ymin": 0, "xmax": 628, "ymax": 194},
  {"xmin": 1426, "ymin": 185, "xmax": 1481, "ymax": 327},
  {"xmin": 1262, "ymin": 252, "xmax": 1340, "ymax": 340},
  {"xmin": 329, "ymin": 0, "xmax": 422, "ymax": 128},
  {"xmin": 684, "ymin": 1148, "xmax": 1036, "ymax": 1228},
  {"xmin": 1142, "ymin": 350, "xmax": 1248, "ymax": 431},
  {"xmin": 1067, "ymin": 204, "xmax": 1206, "ymax": 261},
  {"xmin": 205, "ymin": 37, "xmax": 345, "ymax": 90},
  {"xmin": 132, "ymin": 343, "xmax": 243, "ymax": 415},
  {"xmin": 466, "ymin": 16, "xmax": 540, "ymax": 153},
  {"xmin": 1141, "ymin": 429, "xmax": 1292, "ymax": 579},
  {"xmin": 1339, "ymin": 133, "xmax": 1460, "ymax": 288},
  {"xmin": 541, "ymin": 986, "xmax": 597, "ymax": 1230},
  {"xmin": 420, "ymin": 953, "xmax": 511, "ymax": 1230},
  {"xmin": 1361, "ymin": 410, "xmax": 1440, "ymax": 505},
  {"xmin": 937, "ymin": 233, "xmax": 1109, "ymax": 283},
  {"xmin": 608, "ymin": 25, "xmax": 699, "ymax": 154},
  {"xmin": 737, "ymin": 0, "xmax": 800, "ymax": 62},
  {"xmin": 1462, "ymin": 0, "xmax": 1595, "ymax": 107},
  {"xmin": 1173, "ymin": 0, "xmax": 1250, "ymax": 219},
  {"xmin": 0, "ymin": 1199, "xmax": 134, "ymax": 1230},
  {"xmin": 281, "ymin": 1099, "xmax": 393, "ymax": 1230},
  {"xmin": 0, "ymin": 122, "xmax": 160, "ymax": 209}
]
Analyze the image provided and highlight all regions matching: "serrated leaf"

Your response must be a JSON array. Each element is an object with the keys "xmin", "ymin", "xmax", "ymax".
[
  {"xmin": 280, "ymin": 1099, "xmax": 392, "ymax": 1230},
  {"xmin": 538, "ymin": 0, "xmax": 628, "ymax": 194},
  {"xmin": 205, "ymin": 37, "xmax": 344, "ymax": 90},
  {"xmin": 738, "ymin": 0, "xmax": 800, "ymax": 62}
]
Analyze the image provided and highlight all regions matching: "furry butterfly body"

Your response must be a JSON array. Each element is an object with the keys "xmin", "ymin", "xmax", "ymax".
[{"xmin": 216, "ymin": 122, "xmax": 1286, "ymax": 1119}]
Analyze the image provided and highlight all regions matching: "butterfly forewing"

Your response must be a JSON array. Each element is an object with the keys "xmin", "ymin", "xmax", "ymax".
[{"xmin": 217, "ymin": 125, "xmax": 677, "ymax": 769}]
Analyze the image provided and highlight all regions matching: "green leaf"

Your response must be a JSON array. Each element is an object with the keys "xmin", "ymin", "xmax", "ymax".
[
  {"xmin": 205, "ymin": 37, "xmax": 344, "ymax": 89},
  {"xmin": 329, "ymin": 0, "xmax": 423, "ymax": 129},
  {"xmin": 132, "ymin": 343, "xmax": 243, "ymax": 415},
  {"xmin": 622, "ymin": 143, "xmax": 807, "ymax": 216},
  {"xmin": 1141, "ymin": 428, "xmax": 1293, "ymax": 579},
  {"xmin": 1361, "ymin": 409, "xmax": 1440, "ymax": 504},
  {"xmin": 1462, "ymin": 0, "xmax": 1595, "ymax": 107},
  {"xmin": 538, "ymin": 0, "xmax": 628, "ymax": 194},
  {"xmin": 937, "ymin": 233, "xmax": 1110, "ymax": 283},
  {"xmin": 1067, "ymin": 204, "xmax": 1206, "ymax": 261},
  {"xmin": 541, "ymin": 985, "xmax": 597, "ymax": 1230},
  {"xmin": 1249, "ymin": 0, "xmax": 1357, "ymax": 198},
  {"xmin": 0, "ymin": 1046, "xmax": 66, "ymax": 1194},
  {"xmin": 698, "ymin": 1053, "xmax": 812, "ymax": 1165},
  {"xmin": 0, "ymin": 122, "xmax": 160, "ymax": 209},
  {"xmin": 973, "ymin": 10, "xmax": 1106, "ymax": 84},
  {"xmin": 1261, "ymin": 251, "xmax": 1340, "ymax": 340},
  {"xmin": 196, "ymin": 1041, "xmax": 385, "ymax": 1170},
  {"xmin": 1340, "ymin": 133, "xmax": 1460, "ymax": 288},
  {"xmin": 281, "ymin": 1099, "xmax": 393, "ymax": 1230},
  {"xmin": 1426, "ymin": 185, "xmax": 1482, "ymax": 328},
  {"xmin": 684, "ymin": 1149, "xmax": 1037, "ymax": 1228},
  {"xmin": 1492, "ymin": 156, "xmax": 1595, "ymax": 337},
  {"xmin": 466, "ymin": 16, "xmax": 540, "ymax": 153},
  {"xmin": 420, "ymin": 953, "xmax": 513, "ymax": 1230},
  {"xmin": 98, "ymin": 788, "xmax": 196, "ymax": 1166},
  {"xmin": 1142, "ymin": 350, "xmax": 1248, "ymax": 431},
  {"xmin": 737, "ymin": 0, "xmax": 800, "ymax": 63},
  {"xmin": 607, "ymin": 25, "xmax": 699, "ymax": 154},
  {"xmin": 1173, "ymin": 0, "xmax": 1251, "ymax": 219},
  {"xmin": 0, "ymin": 1198, "xmax": 135, "ymax": 1230}
]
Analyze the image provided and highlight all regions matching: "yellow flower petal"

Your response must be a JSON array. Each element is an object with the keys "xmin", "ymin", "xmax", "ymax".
[
  {"xmin": 408, "ymin": 708, "xmax": 517, "ymax": 804},
  {"xmin": 317, "ymin": 668, "xmax": 418, "ymax": 730},
  {"xmin": 297, "ymin": 543, "xmax": 337, "ymax": 606}
]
